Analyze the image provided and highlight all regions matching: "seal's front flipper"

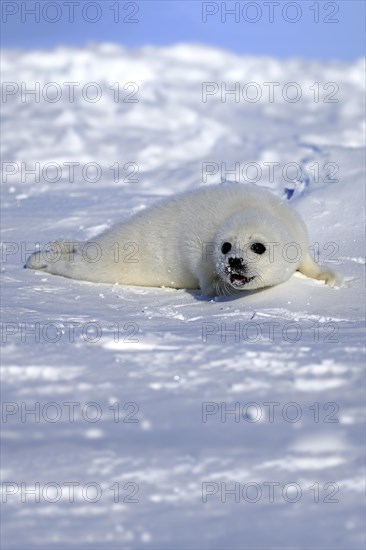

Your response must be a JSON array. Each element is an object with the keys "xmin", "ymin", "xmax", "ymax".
[{"xmin": 298, "ymin": 253, "xmax": 343, "ymax": 288}]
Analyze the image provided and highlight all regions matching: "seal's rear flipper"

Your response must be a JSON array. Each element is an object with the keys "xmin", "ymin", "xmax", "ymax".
[
  {"xmin": 25, "ymin": 250, "xmax": 48, "ymax": 270},
  {"xmin": 298, "ymin": 253, "xmax": 343, "ymax": 288},
  {"xmin": 24, "ymin": 240, "xmax": 81, "ymax": 273}
]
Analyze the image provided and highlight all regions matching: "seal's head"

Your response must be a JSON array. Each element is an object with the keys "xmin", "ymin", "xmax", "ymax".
[{"xmin": 213, "ymin": 211, "xmax": 298, "ymax": 293}]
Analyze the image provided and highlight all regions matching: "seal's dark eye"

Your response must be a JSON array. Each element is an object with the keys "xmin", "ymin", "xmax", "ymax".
[
  {"xmin": 251, "ymin": 243, "xmax": 266, "ymax": 255},
  {"xmin": 221, "ymin": 242, "xmax": 232, "ymax": 255}
]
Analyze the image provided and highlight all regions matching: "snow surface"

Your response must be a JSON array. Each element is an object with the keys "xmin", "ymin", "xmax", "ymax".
[{"xmin": 1, "ymin": 44, "xmax": 365, "ymax": 549}]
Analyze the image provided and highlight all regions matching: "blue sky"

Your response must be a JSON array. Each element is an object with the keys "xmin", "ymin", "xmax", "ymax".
[{"xmin": 1, "ymin": 0, "xmax": 365, "ymax": 60}]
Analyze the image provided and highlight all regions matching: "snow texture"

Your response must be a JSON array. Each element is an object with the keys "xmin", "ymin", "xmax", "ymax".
[{"xmin": 1, "ymin": 44, "xmax": 365, "ymax": 549}]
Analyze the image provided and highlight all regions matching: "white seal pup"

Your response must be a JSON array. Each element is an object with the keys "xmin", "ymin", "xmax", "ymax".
[{"xmin": 25, "ymin": 183, "xmax": 342, "ymax": 296}]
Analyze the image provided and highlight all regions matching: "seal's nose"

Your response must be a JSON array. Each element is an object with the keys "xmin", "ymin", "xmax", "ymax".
[{"xmin": 228, "ymin": 257, "xmax": 244, "ymax": 270}]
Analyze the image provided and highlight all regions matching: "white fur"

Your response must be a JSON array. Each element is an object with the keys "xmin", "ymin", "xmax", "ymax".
[{"xmin": 25, "ymin": 183, "xmax": 342, "ymax": 295}]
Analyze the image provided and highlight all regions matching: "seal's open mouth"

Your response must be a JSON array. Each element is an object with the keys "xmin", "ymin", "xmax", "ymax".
[{"xmin": 229, "ymin": 274, "xmax": 255, "ymax": 287}]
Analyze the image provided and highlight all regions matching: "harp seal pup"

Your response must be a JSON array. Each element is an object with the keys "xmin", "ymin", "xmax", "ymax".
[{"xmin": 25, "ymin": 183, "xmax": 342, "ymax": 296}]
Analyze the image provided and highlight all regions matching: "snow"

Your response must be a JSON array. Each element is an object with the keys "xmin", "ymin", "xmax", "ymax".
[{"xmin": 1, "ymin": 44, "xmax": 365, "ymax": 549}]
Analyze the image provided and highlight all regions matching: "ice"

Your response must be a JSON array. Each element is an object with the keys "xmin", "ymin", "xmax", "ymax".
[{"xmin": 1, "ymin": 44, "xmax": 365, "ymax": 549}]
